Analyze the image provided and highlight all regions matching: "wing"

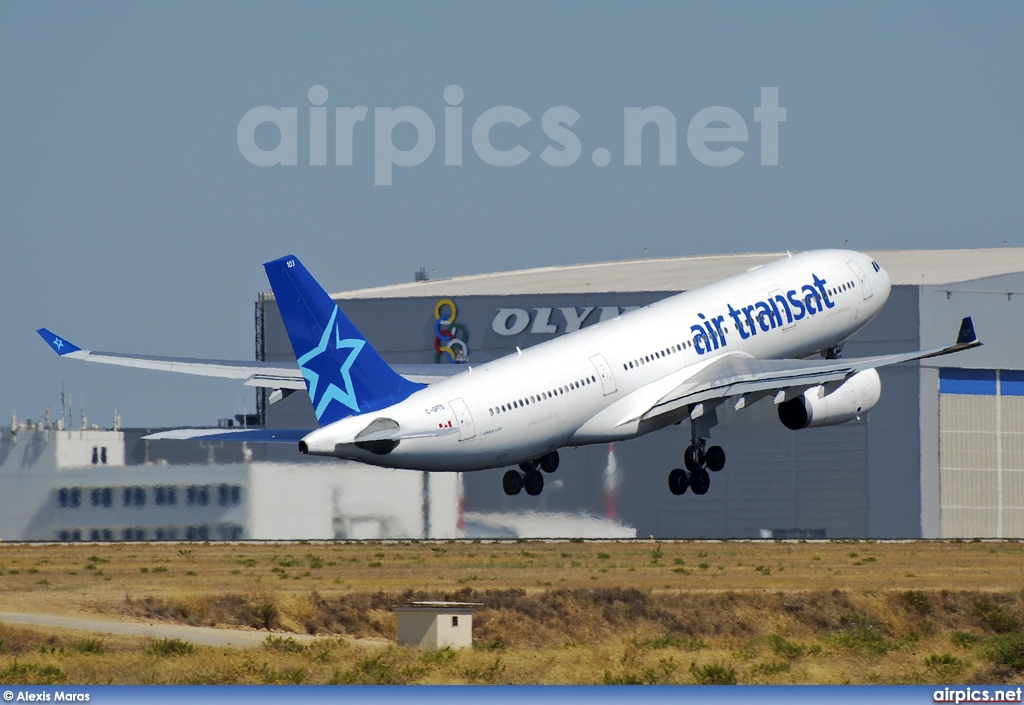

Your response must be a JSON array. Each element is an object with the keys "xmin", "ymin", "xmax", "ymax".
[
  {"xmin": 36, "ymin": 328, "xmax": 463, "ymax": 387},
  {"xmin": 643, "ymin": 316, "xmax": 981, "ymax": 424}
]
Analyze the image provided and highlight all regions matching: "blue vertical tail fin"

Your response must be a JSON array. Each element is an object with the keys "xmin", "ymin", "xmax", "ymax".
[{"xmin": 264, "ymin": 255, "xmax": 425, "ymax": 426}]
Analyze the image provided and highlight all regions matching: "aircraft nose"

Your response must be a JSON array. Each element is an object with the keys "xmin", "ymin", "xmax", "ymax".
[{"xmin": 877, "ymin": 262, "xmax": 892, "ymax": 297}]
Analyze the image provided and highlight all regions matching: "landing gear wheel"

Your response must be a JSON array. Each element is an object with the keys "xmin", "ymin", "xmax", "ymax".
[
  {"xmin": 503, "ymin": 469, "xmax": 523, "ymax": 496},
  {"xmin": 668, "ymin": 468, "xmax": 689, "ymax": 495},
  {"xmin": 519, "ymin": 459, "xmax": 537, "ymax": 473},
  {"xmin": 539, "ymin": 452, "xmax": 560, "ymax": 473},
  {"xmin": 705, "ymin": 445, "xmax": 726, "ymax": 472},
  {"xmin": 684, "ymin": 445, "xmax": 704, "ymax": 473},
  {"xmin": 689, "ymin": 467, "xmax": 711, "ymax": 495},
  {"xmin": 523, "ymin": 470, "xmax": 544, "ymax": 496}
]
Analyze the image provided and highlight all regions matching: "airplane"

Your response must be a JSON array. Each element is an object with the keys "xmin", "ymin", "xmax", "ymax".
[{"xmin": 38, "ymin": 249, "xmax": 980, "ymax": 498}]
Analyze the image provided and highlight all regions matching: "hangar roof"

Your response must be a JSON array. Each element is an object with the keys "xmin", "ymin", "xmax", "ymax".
[{"xmin": 334, "ymin": 248, "xmax": 1024, "ymax": 299}]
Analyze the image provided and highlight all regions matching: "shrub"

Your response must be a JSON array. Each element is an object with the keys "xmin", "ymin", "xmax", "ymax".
[
  {"xmin": 900, "ymin": 590, "xmax": 933, "ymax": 615},
  {"xmin": 834, "ymin": 615, "xmax": 890, "ymax": 655},
  {"xmin": 254, "ymin": 601, "xmax": 279, "ymax": 630},
  {"xmin": 767, "ymin": 634, "xmax": 806, "ymax": 659},
  {"xmin": 633, "ymin": 635, "xmax": 707, "ymax": 651},
  {"xmin": 690, "ymin": 661, "xmax": 737, "ymax": 685},
  {"xmin": 264, "ymin": 635, "xmax": 305, "ymax": 653},
  {"xmin": 973, "ymin": 601, "xmax": 1021, "ymax": 634},
  {"xmin": 330, "ymin": 648, "xmax": 423, "ymax": 684},
  {"xmin": 70, "ymin": 638, "xmax": 105, "ymax": 654},
  {"xmin": 420, "ymin": 646, "xmax": 458, "ymax": 665},
  {"xmin": 461, "ymin": 656, "xmax": 506, "ymax": 683},
  {"xmin": 473, "ymin": 639, "xmax": 507, "ymax": 651},
  {"xmin": 261, "ymin": 667, "xmax": 306, "ymax": 684},
  {"xmin": 984, "ymin": 632, "xmax": 1024, "ymax": 672},
  {"xmin": 146, "ymin": 638, "xmax": 196, "ymax": 657},
  {"xmin": 0, "ymin": 662, "xmax": 66, "ymax": 684},
  {"xmin": 925, "ymin": 653, "xmax": 966, "ymax": 677},
  {"xmin": 951, "ymin": 631, "xmax": 980, "ymax": 649},
  {"xmin": 751, "ymin": 660, "xmax": 790, "ymax": 676}
]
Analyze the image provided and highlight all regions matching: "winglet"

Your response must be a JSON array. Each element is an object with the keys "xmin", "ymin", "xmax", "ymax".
[
  {"xmin": 37, "ymin": 328, "xmax": 81, "ymax": 356},
  {"xmin": 956, "ymin": 317, "xmax": 977, "ymax": 345}
]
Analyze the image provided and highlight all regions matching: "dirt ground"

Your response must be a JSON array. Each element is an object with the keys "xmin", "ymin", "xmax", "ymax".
[
  {"xmin": 2, "ymin": 539, "xmax": 1022, "ymax": 616},
  {"xmin": 1, "ymin": 540, "xmax": 1023, "ymax": 684}
]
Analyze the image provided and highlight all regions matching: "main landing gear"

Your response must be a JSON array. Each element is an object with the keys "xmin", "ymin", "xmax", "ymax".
[
  {"xmin": 503, "ymin": 451, "xmax": 559, "ymax": 496},
  {"xmin": 668, "ymin": 421, "xmax": 726, "ymax": 497}
]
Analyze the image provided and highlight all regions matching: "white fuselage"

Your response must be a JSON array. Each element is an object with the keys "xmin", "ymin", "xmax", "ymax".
[{"xmin": 301, "ymin": 250, "xmax": 892, "ymax": 471}]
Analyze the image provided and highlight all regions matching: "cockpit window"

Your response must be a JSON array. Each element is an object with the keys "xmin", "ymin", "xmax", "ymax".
[{"xmin": 871, "ymin": 261, "xmax": 880, "ymax": 272}]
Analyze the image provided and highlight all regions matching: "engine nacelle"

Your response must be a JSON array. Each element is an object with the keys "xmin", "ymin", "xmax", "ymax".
[{"xmin": 778, "ymin": 368, "xmax": 881, "ymax": 430}]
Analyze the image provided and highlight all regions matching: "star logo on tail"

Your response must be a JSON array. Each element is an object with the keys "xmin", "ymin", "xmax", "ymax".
[
  {"xmin": 53, "ymin": 337, "xmax": 64, "ymax": 351},
  {"xmin": 297, "ymin": 308, "xmax": 365, "ymax": 421}
]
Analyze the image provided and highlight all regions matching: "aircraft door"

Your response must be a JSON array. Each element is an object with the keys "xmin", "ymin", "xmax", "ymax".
[
  {"xmin": 768, "ymin": 289, "xmax": 796, "ymax": 330},
  {"xmin": 448, "ymin": 398, "xmax": 476, "ymax": 441},
  {"xmin": 590, "ymin": 354, "xmax": 618, "ymax": 396},
  {"xmin": 848, "ymin": 260, "xmax": 873, "ymax": 300}
]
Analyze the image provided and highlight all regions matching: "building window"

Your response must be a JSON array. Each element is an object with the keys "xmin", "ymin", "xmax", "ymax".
[
  {"xmin": 123, "ymin": 487, "xmax": 133, "ymax": 507},
  {"xmin": 100, "ymin": 447, "xmax": 107, "ymax": 464},
  {"xmin": 133, "ymin": 487, "xmax": 146, "ymax": 506},
  {"xmin": 155, "ymin": 487, "xmax": 166, "ymax": 505},
  {"xmin": 187, "ymin": 486, "xmax": 196, "ymax": 505},
  {"xmin": 102, "ymin": 487, "xmax": 112, "ymax": 508},
  {"xmin": 91, "ymin": 488, "xmax": 101, "ymax": 507},
  {"xmin": 186, "ymin": 525, "xmax": 210, "ymax": 541},
  {"xmin": 231, "ymin": 486, "xmax": 241, "ymax": 506},
  {"xmin": 198, "ymin": 486, "xmax": 209, "ymax": 506},
  {"xmin": 102, "ymin": 529, "xmax": 113, "ymax": 541},
  {"xmin": 218, "ymin": 484, "xmax": 230, "ymax": 506},
  {"xmin": 167, "ymin": 487, "xmax": 177, "ymax": 505},
  {"xmin": 70, "ymin": 488, "xmax": 81, "ymax": 508},
  {"xmin": 89, "ymin": 529, "xmax": 100, "ymax": 541},
  {"xmin": 91, "ymin": 447, "xmax": 98, "ymax": 464},
  {"xmin": 452, "ymin": 616, "xmax": 459, "ymax": 627}
]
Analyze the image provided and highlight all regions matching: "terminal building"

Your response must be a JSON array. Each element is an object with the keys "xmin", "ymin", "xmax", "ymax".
[{"xmin": 257, "ymin": 248, "xmax": 1024, "ymax": 540}]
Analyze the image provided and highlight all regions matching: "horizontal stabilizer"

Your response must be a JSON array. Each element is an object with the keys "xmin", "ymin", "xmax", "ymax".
[{"xmin": 142, "ymin": 428, "xmax": 311, "ymax": 443}]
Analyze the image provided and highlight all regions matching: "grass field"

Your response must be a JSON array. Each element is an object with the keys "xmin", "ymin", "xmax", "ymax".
[{"xmin": 2, "ymin": 539, "xmax": 1024, "ymax": 684}]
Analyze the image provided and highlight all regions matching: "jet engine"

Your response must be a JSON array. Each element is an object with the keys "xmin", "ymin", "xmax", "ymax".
[{"xmin": 777, "ymin": 369, "xmax": 881, "ymax": 430}]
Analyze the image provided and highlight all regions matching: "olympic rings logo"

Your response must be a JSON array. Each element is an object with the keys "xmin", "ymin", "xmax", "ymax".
[{"xmin": 434, "ymin": 298, "xmax": 469, "ymax": 363}]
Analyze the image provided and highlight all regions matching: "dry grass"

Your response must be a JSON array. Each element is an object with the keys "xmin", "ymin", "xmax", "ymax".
[{"xmin": 2, "ymin": 540, "xmax": 1024, "ymax": 684}]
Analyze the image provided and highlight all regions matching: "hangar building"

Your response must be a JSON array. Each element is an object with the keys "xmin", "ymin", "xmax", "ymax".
[{"xmin": 257, "ymin": 248, "xmax": 1024, "ymax": 540}]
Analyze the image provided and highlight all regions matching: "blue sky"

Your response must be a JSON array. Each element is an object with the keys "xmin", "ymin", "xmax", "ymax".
[{"xmin": 2, "ymin": 2, "xmax": 1022, "ymax": 427}]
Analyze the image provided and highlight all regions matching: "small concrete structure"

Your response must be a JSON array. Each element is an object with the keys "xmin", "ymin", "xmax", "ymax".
[{"xmin": 394, "ymin": 601, "xmax": 482, "ymax": 649}]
